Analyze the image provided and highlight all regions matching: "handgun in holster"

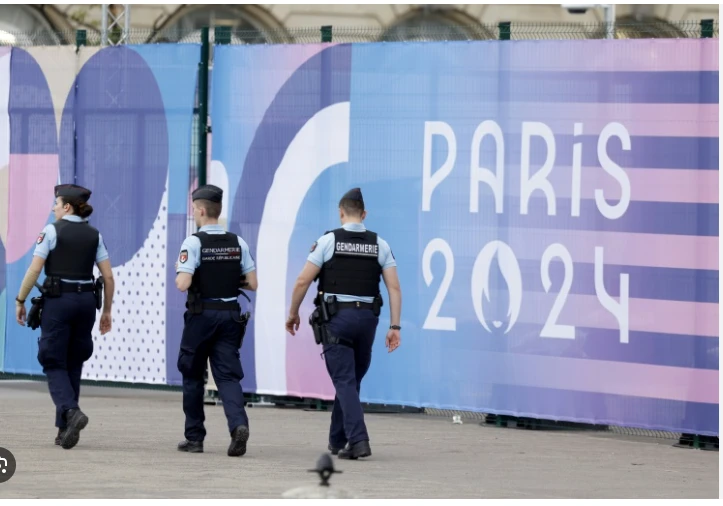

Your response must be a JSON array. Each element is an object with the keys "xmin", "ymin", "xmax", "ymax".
[
  {"xmin": 308, "ymin": 308, "xmax": 324, "ymax": 345},
  {"xmin": 27, "ymin": 282, "xmax": 46, "ymax": 330},
  {"xmin": 93, "ymin": 276, "xmax": 104, "ymax": 311},
  {"xmin": 308, "ymin": 291, "xmax": 347, "ymax": 347},
  {"xmin": 308, "ymin": 291, "xmax": 331, "ymax": 346}
]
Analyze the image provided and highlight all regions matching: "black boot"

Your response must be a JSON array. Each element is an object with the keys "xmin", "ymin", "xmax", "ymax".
[
  {"xmin": 337, "ymin": 440, "xmax": 372, "ymax": 460},
  {"xmin": 55, "ymin": 428, "xmax": 65, "ymax": 446},
  {"xmin": 60, "ymin": 409, "xmax": 89, "ymax": 450},
  {"xmin": 328, "ymin": 444, "xmax": 343, "ymax": 455},
  {"xmin": 227, "ymin": 425, "xmax": 249, "ymax": 457},
  {"xmin": 177, "ymin": 440, "xmax": 204, "ymax": 453}
]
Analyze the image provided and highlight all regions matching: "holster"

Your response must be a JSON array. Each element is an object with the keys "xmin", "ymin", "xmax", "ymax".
[
  {"xmin": 93, "ymin": 276, "xmax": 104, "ymax": 311},
  {"xmin": 308, "ymin": 308, "xmax": 324, "ymax": 345},
  {"xmin": 27, "ymin": 295, "xmax": 45, "ymax": 330},
  {"xmin": 308, "ymin": 293, "xmax": 351, "ymax": 348},
  {"xmin": 238, "ymin": 310, "xmax": 250, "ymax": 348},
  {"xmin": 372, "ymin": 293, "xmax": 383, "ymax": 317},
  {"xmin": 27, "ymin": 282, "xmax": 46, "ymax": 330}
]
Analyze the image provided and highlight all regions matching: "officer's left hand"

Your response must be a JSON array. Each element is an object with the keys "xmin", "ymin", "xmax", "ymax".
[
  {"xmin": 285, "ymin": 314, "xmax": 300, "ymax": 336},
  {"xmin": 99, "ymin": 311, "xmax": 112, "ymax": 335},
  {"xmin": 15, "ymin": 302, "xmax": 26, "ymax": 326}
]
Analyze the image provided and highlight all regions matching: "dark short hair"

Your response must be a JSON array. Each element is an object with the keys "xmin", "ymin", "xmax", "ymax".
[
  {"xmin": 195, "ymin": 198, "xmax": 221, "ymax": 219},
  {"xmin": 339, "ymin": 197, "xmax": 364, "ymax": 217}
]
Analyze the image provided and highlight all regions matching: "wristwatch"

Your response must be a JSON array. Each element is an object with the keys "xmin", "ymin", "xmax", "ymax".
[
  {"xmin": 15, "ymin": 297, "xmax": 25, "ymax": 304},
  {"xmin": 389, "ymin": 325, "xmax": 401, "ymax": 330}
]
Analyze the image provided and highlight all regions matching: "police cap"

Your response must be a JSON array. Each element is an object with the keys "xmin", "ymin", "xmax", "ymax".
[
  {"xmin": 55, "ymin": 184, "xmax": 91, "ymax": 202},
  {"xmin": 192, "ymin": 184, "xmax": 223, "ymax": 203},
  {"xmin": 340, "ymin": 187, "xmax": 363, "ymax": 204}
]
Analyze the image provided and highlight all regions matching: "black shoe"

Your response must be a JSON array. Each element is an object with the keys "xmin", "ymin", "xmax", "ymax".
[
  {"xmin": 55, "ymin": 428, "xmax": 65, "ymax": 446},
  {"xmin": 60, "ymin": 409, "xmax": 89, "ymax": 450},
  {"xmin": 328, "ymin": 444, "xmax": 344, "ymax": 455},
  {"xmin": 227, "ymin": 425, "xmax": 249, "ymax": 457},
  {"xmin": 177, "ymin": 440, "xmax": 204, "ymax": 453},
  {"xmin": 337, "ymin": 440, "xmax": 372, "ymax": 460}
]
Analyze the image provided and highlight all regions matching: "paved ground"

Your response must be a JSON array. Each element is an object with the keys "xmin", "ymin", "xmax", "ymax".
[{"xmin": 0, "ymin": 380, "xmax": 717, "ymax": 499}]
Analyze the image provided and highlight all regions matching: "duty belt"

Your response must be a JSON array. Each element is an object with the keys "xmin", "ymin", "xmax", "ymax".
[
  {"xmin": 199, "ymin": 300, "xmax": 240, "ymax": 311},
  {"xmin": 60, "ymin": 282, "xmax": 95, "ymax": 293},
  {"xmin": 336, "ymin": 301, "xmax": 374, "ymax": 310}
]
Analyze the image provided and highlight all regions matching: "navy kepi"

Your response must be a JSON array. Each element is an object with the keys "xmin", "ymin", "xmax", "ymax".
[
  {"xmin": 192, "ymin": 184, "xmax": 223, "ymax": 203},
  {"xmin": 55, "ymin": 184, "xmax": 91, "ymax": 202},
  {"xmin": 340, "ymin": 187, "xmax": 363, "ymax": 203}
]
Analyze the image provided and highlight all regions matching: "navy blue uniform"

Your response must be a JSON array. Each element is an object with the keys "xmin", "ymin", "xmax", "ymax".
[
  {"xmin": 176, "ymin": 224, "xmax": 255, "ymax": 445},
  {"xmin": 308, "ymin": 222, "xmax": 396, "ymax": 450},
  {"xmin": 34, "ymin": 215, "xmax": 109, "ymax": 433}
]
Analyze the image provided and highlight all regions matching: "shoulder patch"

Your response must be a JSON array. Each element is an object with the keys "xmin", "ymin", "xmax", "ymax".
[
  {"xmin": 179, "ymin": 249, "xmax": 188, "ymax": 264},
  {"xmin": 310, "ymin": 241, "xmax": 318, "ymax": 253},
  {"xmin": 37, "ymin": 232, "xmax": 46, "ymax": 245}
]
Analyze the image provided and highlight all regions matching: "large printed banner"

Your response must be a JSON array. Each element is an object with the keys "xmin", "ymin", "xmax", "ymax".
[
  {"xmin": 211, "ymin": 39, "xmax": 719, "ymax": 436},
  {"xmin": 0, "ymin": 45, "xmax": 199, "ymax": 384}
]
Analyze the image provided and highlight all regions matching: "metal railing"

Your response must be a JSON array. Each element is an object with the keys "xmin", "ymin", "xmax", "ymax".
[
  {"xmin": 0, "ymin": 18, "xmax": 718, "ymax": 446},
  {"xmin": 0, "ymin": 19, "xmax": 717, "ymax": 48}
]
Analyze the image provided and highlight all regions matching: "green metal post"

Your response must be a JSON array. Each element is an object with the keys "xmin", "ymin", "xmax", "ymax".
[
  {"xmin": 75, "ymin": 29, "xmax": 86, "ymax": 53},
  {"xmin": 215, "ymin": 26, "xmax": 231, "ymax": 45},
  {"xmin": 499, "ymin": 22, "xmax": 511, "ymax": 41},
  {"xmin": 321, "ymin": 25, "xmax": 332, "ymax": 42},
  {"xmin": 701, "ymin": 19, "xmax": 713, "ymax": 38},
  {"xmin": 197, "ymin": 27, "xmax": 210, "ymax": 187}
]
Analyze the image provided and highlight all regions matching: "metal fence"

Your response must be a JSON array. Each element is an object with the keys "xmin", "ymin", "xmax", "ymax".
[
  {"xmin": 0, "ymin": 19, "xmax": 718, "ymax": 447},
  {"xmin": 0, "ymin": 19, "xmax": 718, "ymax": 47}
]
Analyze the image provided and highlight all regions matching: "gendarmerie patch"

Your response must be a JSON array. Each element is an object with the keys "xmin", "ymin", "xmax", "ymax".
[
  {"xmin": 334, "ymin": 241, "xmax": 379, "ymax": 257},
  {"xmin": 201, "ymin": 246, "xmax": 241, "ymax": 262}
]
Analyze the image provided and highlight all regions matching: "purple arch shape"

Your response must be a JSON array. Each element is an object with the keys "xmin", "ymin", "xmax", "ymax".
[
  {"xmin": 229, "ymin": 44, "xmax": 352, "ymax": 392},
  {"xmin": 63, "ymin": 46, "xmax": 169, "ymax": 267}
]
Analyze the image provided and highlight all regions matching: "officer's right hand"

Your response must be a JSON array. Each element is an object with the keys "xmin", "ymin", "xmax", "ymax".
[
  {"xmin": 285, "ymin": 313, "xmax": 300, "ymax": 336},
  {"xmin": 385, "ymin": 328, "xmax": 400, "ymax": 353}
]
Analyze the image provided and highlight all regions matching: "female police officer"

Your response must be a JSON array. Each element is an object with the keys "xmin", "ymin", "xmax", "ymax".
[{"xmin": 15, "ymin": 184, "xmax": 114, "ymax": 450}]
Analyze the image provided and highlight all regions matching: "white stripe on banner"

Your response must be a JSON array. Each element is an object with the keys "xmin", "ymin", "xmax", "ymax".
[{"xmin": 255, "ymin": 102, "xmax": 351, "ymax": 395}]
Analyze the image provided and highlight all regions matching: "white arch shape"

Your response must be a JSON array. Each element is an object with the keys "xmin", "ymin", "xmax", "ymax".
[{"xmin": 254, "ymin": 101, "xmax": 351, "ymax": 394}]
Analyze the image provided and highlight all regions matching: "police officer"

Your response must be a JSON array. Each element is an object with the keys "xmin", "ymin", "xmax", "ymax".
[
  {"xmin": 286, "ymin": 187, "xmax": 402, "ymax": 460},
  {"xmin": 15, "ymin": 184, "xmax": 114, "ymax": 449},
  {"xmin": 175, "ymin": 184, "xmax": 257, "ymax": 457}
]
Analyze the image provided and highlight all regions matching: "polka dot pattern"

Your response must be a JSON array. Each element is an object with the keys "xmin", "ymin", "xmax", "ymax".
[{"xmin": 83, "ymin": 184, "xmax": 169, "ymax": 384}]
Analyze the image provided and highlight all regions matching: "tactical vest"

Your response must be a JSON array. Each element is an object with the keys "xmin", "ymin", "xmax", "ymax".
[
  {"xmin": 190, "ymin": 232, "xmax": 242, "ymax": 299},
  {"xmin": 45, "ymin": 220, "xmax": 99, "ymax": 281},
  {"xmin": 318, "ymin": 228, "xmax": 382, "ymax": 297}
]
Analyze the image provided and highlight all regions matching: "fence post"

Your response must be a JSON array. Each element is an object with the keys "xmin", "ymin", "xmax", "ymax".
[
  {"xmin": 197, "ymin": 27, "xmax": 210, "ymax": 187},
  {"xmin": 75, "ymin": 29, "xmax": 87, "ymax": 53},
  {"xmin": 215, "ymin": 26, "xmax": 231, "ymax": 45},
  {"xmin": 321, "ymin": 25, "xmax": 332, "ymax": 43},
  {"xmin": 499, "ymin": 22, "xmax": 511, "ymax": 41},
  {"xmin": 701, "ymin": 19, "xmax": 714, "ymax": 38}
]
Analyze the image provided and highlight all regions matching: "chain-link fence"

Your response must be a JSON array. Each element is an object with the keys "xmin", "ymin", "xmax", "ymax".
[
  {"xmin": 0, "ymin": 18, "xmax": 718, "ymax": 447},
  {"xmin": 0, "ymin": 19, "xmax": 718, "ymax": 47}
]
